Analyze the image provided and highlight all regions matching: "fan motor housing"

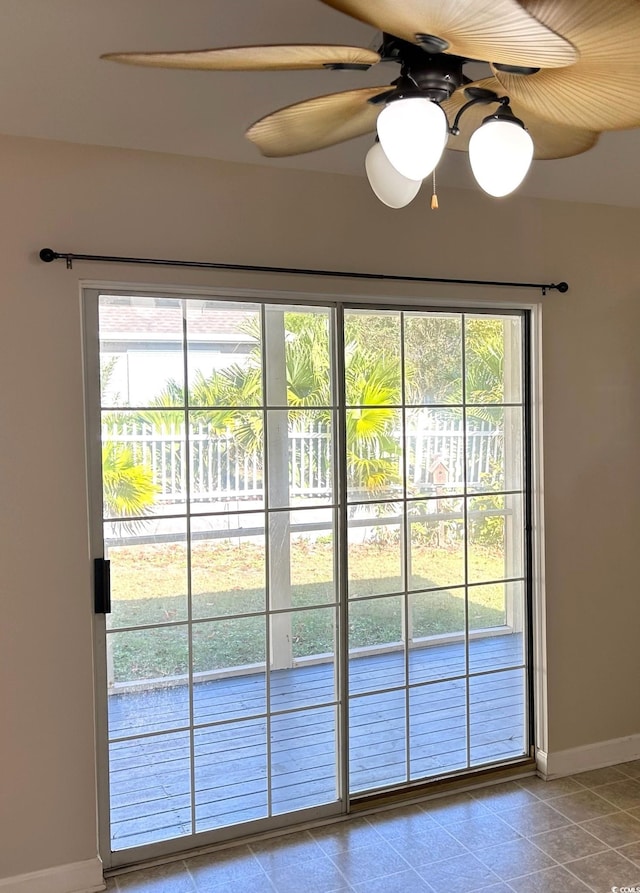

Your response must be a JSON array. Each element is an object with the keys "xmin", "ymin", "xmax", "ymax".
[{"xmin": 401, "ymin": 52, "xmax": 467, "ymax": 102}]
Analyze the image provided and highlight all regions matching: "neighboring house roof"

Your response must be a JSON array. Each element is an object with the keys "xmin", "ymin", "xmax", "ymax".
[{"xmin": 99, "ymin": 303, "xmax": 257, "ymax": 342}]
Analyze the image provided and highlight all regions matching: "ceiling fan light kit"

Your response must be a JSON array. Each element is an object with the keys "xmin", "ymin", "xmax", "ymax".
[
  {"xmin": 364, "ymin": 141, "xmax": 422, "ymax": 208},
  {"xmin": 103, "ymin": 0, "xmax": 640, "ymax": 208},
  {"xmin": 468, "ymin": 106, "xmax": 535, "ymax": 197},
  {"xmin": 376, "ymin": 95, "xmax": 449, "ymax": 181}
]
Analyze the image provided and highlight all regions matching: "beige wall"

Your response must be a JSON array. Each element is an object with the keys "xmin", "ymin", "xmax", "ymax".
[{"xmin": 1, "ymin": 133, "xmax": 639, "ymax": 881}]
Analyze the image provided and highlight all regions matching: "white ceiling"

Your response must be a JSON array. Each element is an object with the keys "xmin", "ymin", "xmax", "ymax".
[{"xmin": 2, "ymin": 0, "xmax": 640, "ymax": 208}]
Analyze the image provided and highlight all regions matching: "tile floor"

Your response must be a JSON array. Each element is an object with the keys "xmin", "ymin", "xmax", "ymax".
[{"xmin": 106, "ymin": 760, "xmax": 640, "ymax": 893}]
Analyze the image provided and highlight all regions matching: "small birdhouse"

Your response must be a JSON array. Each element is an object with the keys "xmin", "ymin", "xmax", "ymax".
[{"xmin": 430, "ymin": 459, "xmax": 449, "ymax": 486}]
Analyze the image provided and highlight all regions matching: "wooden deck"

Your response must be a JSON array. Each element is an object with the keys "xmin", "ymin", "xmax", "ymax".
[{"xmin": 108, "ymin": 633, "xmax": 526, "ymax": 851}]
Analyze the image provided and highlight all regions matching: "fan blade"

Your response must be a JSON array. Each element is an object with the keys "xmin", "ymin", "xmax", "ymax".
[
  {"xmin": 102, "ymin": 44, "xmax": 380, "ymax": 71},
  {"xmin": 493, "ymin": 0, "xmax": 640, "ymax": 130},
  {"xmin": 318, "ymin": 0, "xmax": 576, "ymax": 68},
  {"xmin": 443, "ymin": 78, "xmax": 599, "ymax": 159},
  {"xmin": 246, "ymin": 87, "xmax": 389, "ymax": 156}
]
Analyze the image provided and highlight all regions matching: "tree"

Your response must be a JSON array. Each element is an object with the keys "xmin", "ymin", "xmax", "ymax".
[
  {"xmin": 141, "ymin": 312, "xmax": 404, "ymax": 498},
  {"xmin": 141, "ymin": 311, "xmax": 509, "ymax": 501}
]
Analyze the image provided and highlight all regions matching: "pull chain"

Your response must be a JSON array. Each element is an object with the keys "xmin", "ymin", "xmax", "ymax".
[{"xmin": 430, "ymin": 168, "xmax": 439, "ymax": 210}]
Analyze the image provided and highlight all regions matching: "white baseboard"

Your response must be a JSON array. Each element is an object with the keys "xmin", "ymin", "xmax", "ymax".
[
  {"xmin": 0, "ymin": 858, "xmax": 104, "ymax": 893},
  {"xmin": 537, "ymin": 734, "xmax": 640, "ymax": 780},
  {"xmin": 536, "ymin": 748, "xmax": 549, "ymax": 778}
]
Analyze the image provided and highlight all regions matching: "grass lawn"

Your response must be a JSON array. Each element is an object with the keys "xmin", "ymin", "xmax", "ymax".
[{"xmin": 107, "ymin": 539, "xmax": 510, "ymax": 683}]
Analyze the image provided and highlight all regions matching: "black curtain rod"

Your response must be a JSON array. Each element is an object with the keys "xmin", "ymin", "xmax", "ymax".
[{"xmin": 38, "ymin": 248, "xmax": 568, "ymax": 295}]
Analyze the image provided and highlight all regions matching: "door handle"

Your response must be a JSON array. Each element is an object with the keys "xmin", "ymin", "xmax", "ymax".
[{"xmin": 94, "ymin": 557, "xmax": 111, "ymax": 614}]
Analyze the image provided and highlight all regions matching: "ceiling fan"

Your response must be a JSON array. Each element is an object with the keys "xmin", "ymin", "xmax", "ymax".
[{"xmin": 103, "ymin": 0, "xmax": 640, "ymax": 207}]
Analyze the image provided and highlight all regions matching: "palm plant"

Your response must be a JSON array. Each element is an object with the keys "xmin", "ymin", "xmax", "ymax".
[
  {"xmin": 100, "ymin": 359, "xmax": 159, "ymax": 521},
  {"xmin": 101, "ymin": 441, "xmax": 158, "ymax": 521},
  {"xmin": 140, "ymin": 312, "xmax": 509, "ymax": 504},
  {"xmin": 276, "ymin": 313, "xmax": 402, "ymax": 496},
  {"xmin": 344, "ymin": 345, "xmax": 401, "ymax": 495},
  {"xmin": 464, "ymin": 318, "xmax": 507, "ymax": 411},
  {"xmin": 143, "ymin": 311, "xmax": 404, "ymax": 499},
  {"xmin": 280, "ymin": 312, "xmax": 331, "ymax": 408}
]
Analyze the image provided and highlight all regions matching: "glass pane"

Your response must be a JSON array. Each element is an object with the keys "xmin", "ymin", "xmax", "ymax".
[
  {"xmin": 466, "ymin": 407, "xmax": 522, "ymax": 494},
  {"xmin": 99, "ymin": 295, "xmax": 185, "ymax": 409},
  {"xmin": 468, "ymin": 582, "xmax": 507, "ymax": 634},
  {"xmin": 404, "ymin": 313, "xmax": 462, "ymax": 405},
  {"xmin": 195, "ymin": 719, "xmax": 268, "ymax": 832},
  {"xmin": 192, "ymin": 618, "xmax": 266, "ymax": 725},
  {"xmin": 192, "ymin": 614, "xmax": 266, "ymax": 672},
  {"xmin": 408, "ymin": 498, "xmax": 465, "ymax": 591},
  {"xmin": 267, "ymin": 410, "xmax": 333, "ymax": 508},
  {"xmin": 101, "ymin": 409, "xmax": 185, "ymax": 518},
  {"xmin": 268, "ymin": 511, "xmax": 335, "ymax": 625},
  {"xmin": 191, "ymin": 514, "xmax": 265, "ymax": 620},
  {"xmin": 468, "ymin": 494, "xmax": 524, "ymax": 584},
  {"xmin": 344, "ymin": 310, "xmax": 401, "ymax": 407},
  {"xmin": 265, "ymin": 306, "xmax": 333, "ymax": 407},
  {"xmin": 465, "ymin": 315, "xmax": 522, "ymax": 405},
  {"xmin": 348, "ymin": 596, "xmax": 404, "ymax": 695},
  {"xmin": 346, "ymin": 408, "xmax": 402, "ymax": 503},
  {"xmin": 349, "ymin": 690, "xmax": 406, "ymax": 792},
  {"xmin": 348, "ymin": 502, "xmax": 403, "ymax": 598},
  {"xmin": 292, "ymin": 606, "xmax": 336, "ymax": 665},
  {"xmin": 469, "ymin": 668, "xmax": 526, "ymax": 765},
  {"xmin": 189, "ymin": 410, "xmax": 264, "ymax": 512},
  {"xmin": 110, "ymin": 731, "xmax": 191, "ymax": 850},
  {"xmin": 107, "ymin": 626, "xmax": 189, "ymax": 737},
  {"xmin": 193, "ymin": 675, "xmax": 267, "ymax": 728},
  {"xmin": 468, "ymin": 583, "xmax": 525, "ymax": 673},
  {"xmin": 405, "ymin": 408, "xmax": 464, "ymax": 498},
  {"xmin": 409, "ymin": 592, "xmax": 465, "ymax": 683},
  {"xmin": 409, "ymin": 680, "xmax": 467, "ymax": 779},
  {"xmin": 270, "ymin": 608, "xmax": 336, "ymax": 712},
  {"xmin": 186, "ymin": 301, "xmax": 262, "ymax": 407},
  {"xmin": 271, "ymin": 708, "xmax": 338, "ymax": 815},
  {"xmin": 105, "ymin": 519, "xmax": 187, "ymax": 630},
  {"xmin": 266, "ymin": 509, "xmax": 335, "ymax": 610}
]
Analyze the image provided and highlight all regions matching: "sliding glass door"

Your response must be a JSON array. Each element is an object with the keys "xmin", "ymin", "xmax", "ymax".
[
  {"xmin": 344, "ymin": 309, "xmax": 527, "ymax": 793},
  {"xmin": 88, "ymin": 289, "xmax": 530, "ymax": 866}
]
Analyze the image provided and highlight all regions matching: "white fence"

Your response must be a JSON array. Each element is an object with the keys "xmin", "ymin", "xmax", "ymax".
[{"xmin": 103, "ymin": 416, "xmax": 503, "ymax": 505}]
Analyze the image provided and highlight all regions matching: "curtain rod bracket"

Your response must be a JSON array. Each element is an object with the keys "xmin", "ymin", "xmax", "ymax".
[{"xmin": 38, "ymin": 248, "xmax": 568, "ymax": 295}]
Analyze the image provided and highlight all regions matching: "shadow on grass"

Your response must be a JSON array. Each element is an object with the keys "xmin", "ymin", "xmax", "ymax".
[{"xmin": 111, "ymin": 578, "xmax": 507, "ymax": 683}]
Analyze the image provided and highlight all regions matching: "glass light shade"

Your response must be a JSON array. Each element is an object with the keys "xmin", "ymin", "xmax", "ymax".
[
  {"xmin": 469, "ymin": 119, "xmax": 534, "ymax": 197},
  {"xmin": 365, "ymin": 142, "xmax": 422, "ymax": 208},
  {"xmin": 376, "ymin": 97, "xmax": 448, "ymax": 181}
]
